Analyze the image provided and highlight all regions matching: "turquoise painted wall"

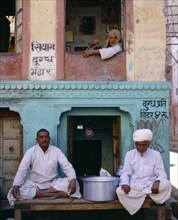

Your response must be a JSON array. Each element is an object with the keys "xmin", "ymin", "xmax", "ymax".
[{"xmin": 0, "ymin": 81, "xmax": 171, "ymax": 176}]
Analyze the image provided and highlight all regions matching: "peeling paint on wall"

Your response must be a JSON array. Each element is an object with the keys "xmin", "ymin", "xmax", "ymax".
[
  {"xmin": 128, "ymin": 61, "xmax": 133, "ymax": 72},
  {"xmin": 133, "ymin": 2, "xmax": 166, "ymax": 81}
]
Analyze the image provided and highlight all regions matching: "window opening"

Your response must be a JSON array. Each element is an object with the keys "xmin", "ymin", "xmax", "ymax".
[
  {"xmin": 0, "ymin": 0, "xmax": 20, "ymax": 53},
  {"xmin": 65, "ymin": 0, "xmax": 122, "ymax": 52}
]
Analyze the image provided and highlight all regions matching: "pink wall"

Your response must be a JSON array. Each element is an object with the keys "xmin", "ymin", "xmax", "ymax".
[
  {"xmin": 0, "ymin": 54, "xmax": 22, "ymax": 80},
  {"xmin": 65, "ymin": 52, "xmax": 126, "ymax": 81},
  {"xmin": 0, "ymin": 0, "xmax": 133, "ymax": 81},
  {"xmin": 21, "ymin": 0, "xmax": 30, "ymax": 80},
  {"xmin": 56, "ymin": 0, "xmax": 65, "ymax": 80},
  {"xmin": 0, "ymin": 0, "xmax": 30, "ymax": 80}
]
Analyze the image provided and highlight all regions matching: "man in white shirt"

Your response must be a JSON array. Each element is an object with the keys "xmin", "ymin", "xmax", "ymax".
[
  {"xmin": 81, "ymin": 29, "xmax": 122, "ymax": 60},
  {"xmin": 116, "ymin": 129, "xmax": 172, "ymax": 215},
  {"xmin": 7, "ymin": 128, "xmax": 81, "ymax": 206}
]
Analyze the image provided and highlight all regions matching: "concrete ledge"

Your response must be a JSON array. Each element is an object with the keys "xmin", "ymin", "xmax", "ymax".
[{"xmin": 65, "ymin": 52, "xmax": 126, "ymax": 81}]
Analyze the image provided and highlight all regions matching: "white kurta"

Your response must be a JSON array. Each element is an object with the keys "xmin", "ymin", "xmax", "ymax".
[
  {"xmin": 116, "ymin": 148, "xmax": 172, "ymax": 215},
  {"xmin": 7, "ymin": 145, "xmax": 81, "ymax": 205},
  {"xmin": 99, "ymin": 44, "xmax": 122, "ymax": 60}
]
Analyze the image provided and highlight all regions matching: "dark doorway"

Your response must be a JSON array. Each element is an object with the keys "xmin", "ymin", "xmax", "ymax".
[
  {"xmin": 0, "ymin": 0, "xmax": 15, "ymax": 53},
  {"xmin": 67, "ymin": 115, "xmax": 121, "ymax": 176},
  {"xmin": 73, "ymin": 140, "xmax": 102, "ymax": 176},
  {"xmin": 1, "ymin": 0, "xmax": 15, "ymax": 16}
]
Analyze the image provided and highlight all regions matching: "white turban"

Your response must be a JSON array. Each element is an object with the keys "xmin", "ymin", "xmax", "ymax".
[
  {"xmin": 104, "ymin": 29, "xmax": 121, "ymax": 47},
  {"xmin": 133, "ymin": 129, "xmax": 153, "ymax": 142}
]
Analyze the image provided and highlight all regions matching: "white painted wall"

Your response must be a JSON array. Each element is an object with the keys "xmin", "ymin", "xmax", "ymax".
[
  {"xmin": 29, "ymin": 0, "xmax": 56, "ymax": 80},
  {"xmin": 30, "ymin": 0, "xmax": 56, "ymax": 42},
  {"xmin": 130, "ymin": 0, "xmax": 166, "ymax": 81}
]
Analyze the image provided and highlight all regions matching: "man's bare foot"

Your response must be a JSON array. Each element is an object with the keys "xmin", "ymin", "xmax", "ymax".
[{"xmin": 56, "ymin": 191, "xmax": 69, "ymax": 198}]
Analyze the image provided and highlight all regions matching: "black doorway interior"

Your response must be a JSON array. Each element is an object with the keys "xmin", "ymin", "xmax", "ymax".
[{"xmin": 73, "ymin": 140, "xmax": 101, "ymax": 177}]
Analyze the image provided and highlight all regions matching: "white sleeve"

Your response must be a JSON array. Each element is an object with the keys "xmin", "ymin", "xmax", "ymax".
[
  {"xmin": 119, "ymin": 152, "xmax": 132, "ymax": 186},
  {"xmin": 99, "ymin": 44, "xmax": 122, "ymax": 60},
  {"xmin": 13, "ymin": 149, "xmax": 32, "ymax": 186}
]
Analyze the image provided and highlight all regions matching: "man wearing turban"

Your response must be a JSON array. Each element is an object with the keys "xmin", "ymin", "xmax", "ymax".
[
  {"xmin": 116, "ymin": 129, "xmax": 172, "ymax": 215},
  {"xmin": 81, "ymin": 29, "xmax": 122, "ymax": 60}
]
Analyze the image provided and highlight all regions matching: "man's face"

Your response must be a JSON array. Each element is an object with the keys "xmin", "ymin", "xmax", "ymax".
[
  {"xmin": 108, "ymin": 34, "xmax": 117, "ymax": 46},
  {"xmin": 36, "ymin": 131, "xmax": 50, "ymax": 148},
  {"xmin": 135, "ymin": 140, "xmax": 150, "ymax": 154}
]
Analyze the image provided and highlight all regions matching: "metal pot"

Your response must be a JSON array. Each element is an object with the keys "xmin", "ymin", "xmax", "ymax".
[{"xmin": 82, "ymin": 176, "xmax": 119, "ymax": 202}]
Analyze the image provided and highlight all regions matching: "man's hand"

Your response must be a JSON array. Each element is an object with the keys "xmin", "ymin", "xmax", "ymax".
[
  {"xmin": 91, "ymin": 39, "xmax": 100, "ymax": 46},
  {"xmin": 68, "ymin": 179, "xmax": 76, "ymax": 195},
  {"xmin": 81, "ymin": 49, "xmax": 100, "ymax": 58},
  {"xmin": 12, "ymin": 185, "xmax": 20, "ymax": 198},
  {"xmin": 121, "ymin": 184, "xmax": 131, "ymax": 194},
  {"xmin": 81, "ymin": 50, "xmax": 94, "ymax": 58},
  {"xmin": 151, "ymin": 180, "xmax": 160, "ymax": 194}
]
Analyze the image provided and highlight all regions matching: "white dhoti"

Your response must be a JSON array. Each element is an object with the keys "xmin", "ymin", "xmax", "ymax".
[
  {"xmin": 116, "ymin": 179, "xmax": 172, "ymax": 215},
  {"xmin": 171, "ymin": 185, "xmax": 178, "ymax": 201},
  {"xmin": 7, "ymin": 178, "xmax": 81, "ymax": 206}
]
